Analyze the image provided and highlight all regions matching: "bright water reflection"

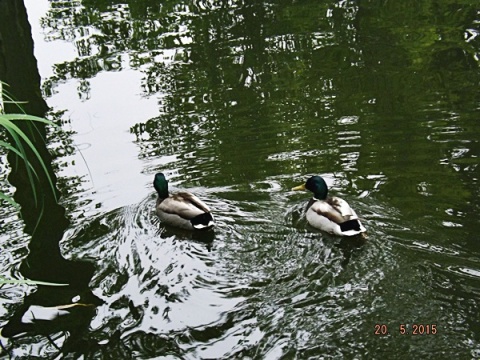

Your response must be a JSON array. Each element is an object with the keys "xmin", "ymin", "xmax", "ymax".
[{"xmin": 0, "ymin": 0, "xmax": 480, "ymax": 358}]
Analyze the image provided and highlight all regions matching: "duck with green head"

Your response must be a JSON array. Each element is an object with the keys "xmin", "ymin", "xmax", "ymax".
[
  {"xmin": 153, "ymin": 173, "xmax": 214, "ymax": 230},
  {"xmin": 292, "ymin": 175, "xmax": 366, "ymax": 236}
]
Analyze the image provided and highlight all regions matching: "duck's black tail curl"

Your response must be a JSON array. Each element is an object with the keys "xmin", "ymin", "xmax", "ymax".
[
  {"xmin": 191, "ymin": 212, "xmax": 214, "ymax": 230},
  {"xmin": 340, "ymin": 219, "xmax": 361, "ymax": 232}
]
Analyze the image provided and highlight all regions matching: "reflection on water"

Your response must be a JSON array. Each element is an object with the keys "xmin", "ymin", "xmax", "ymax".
[{"xmin": 1, "ymin": 0, "xmax": 480, "ymax": 358}]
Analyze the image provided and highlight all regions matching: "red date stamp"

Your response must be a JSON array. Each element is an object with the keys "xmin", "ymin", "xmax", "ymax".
[
  {"xmin": 374, "ymin": 324, "xmax": 438, "ymax": 335},
  {"xmin": 399, "ymin": 324, "xmax": 437, "ymax": 335}
]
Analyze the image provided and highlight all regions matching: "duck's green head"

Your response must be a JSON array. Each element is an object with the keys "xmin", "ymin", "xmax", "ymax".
[
  {"xmin": 153, "ymin": 173, "xmax": 169, "ymax": 198},
  {"xmin": 292, "ymin": 175, "xmax": 328, "ymax": 200}
]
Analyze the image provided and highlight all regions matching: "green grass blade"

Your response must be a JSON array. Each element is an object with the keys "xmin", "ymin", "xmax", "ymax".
[
  {"xmin": 0, "ymin": 139, "xmax": 40, "ymax": 191},
  {"xmin": 0, "ymin": 139, "xmax": 41, "ymax": 178},
  {"xmin": 2, "ymin": 114, "xmax": 59, "ymax": 128},
  {"xmin": 0, "ymin": 83, "xmax": 61, "ymax": 213},
  {"xmin": 0, "ymin": 117, "xmax": 57, "ymax": 202},
  {"xmin": 0, "ymin": 82, "xmax": 3, "ymax": 113},
  {"xmin": 0, "ymin": 192, "xmax": 20, "ymax": 210},
  {"xmin": 0, "ymin": 118, "xmax": 39, "ymax": 204},
  {"xmin": 0, "ymin": 275, "xmax": 68, "ymax": 287},
  {"xmin": 0, "ymin": 82, "xmax": 28, "ymax": 114}
]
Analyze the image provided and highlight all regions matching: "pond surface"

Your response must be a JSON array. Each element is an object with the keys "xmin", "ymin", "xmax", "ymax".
[{"xmin": 1, "ymin": 0, "xmax": 480, "ymax": 358}]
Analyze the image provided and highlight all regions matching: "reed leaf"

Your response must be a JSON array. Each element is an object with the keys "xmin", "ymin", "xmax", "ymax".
[
  {"xmin": 0, "ymin": 82, "xmax": 59, "ymax": 210},
  {"xmin": 0, "ymin": 117, "xmax": 41, "ymax": 205},
  {"xmin": 2, "ymin": 113, "xmax": 58, "ymax": 124},
  {"xmin": 0, "ymin": 115, "xmax": 58, "ymax": 205},
  {"xmin": 0, "ymin": 139, "xmax": 39, "ymax": 176},
  {"xmin": 0, "ymin": 192, "xmax": 20, "ymax": 209},
  {"xmin": 0, "ymin": 81, "xmax": 26, "ymax": 114},
  {"xmin": 0, "ymin": 275, "xmax": 68, "ymax": 287}
]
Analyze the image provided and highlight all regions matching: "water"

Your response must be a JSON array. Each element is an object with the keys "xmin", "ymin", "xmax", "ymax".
[{"xmin": 1, "ymin": 0, "xmax": 480, "ymax": 358}]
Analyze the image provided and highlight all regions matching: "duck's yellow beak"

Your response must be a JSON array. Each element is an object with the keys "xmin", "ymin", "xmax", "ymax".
[{"xmin": 291, "ymin": 184, "xmax": 306, "ymax": 191}]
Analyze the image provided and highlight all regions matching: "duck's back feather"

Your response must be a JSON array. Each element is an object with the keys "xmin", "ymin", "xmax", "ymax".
[
  {"xmin": 158, "ymin": 192, "xmax": 210, "ymax": 215},
  {"xmin": 306, "ymin": 196, "xmax": 365, "ymax": 236},
  {"xmin": 156, "ymin": 192, "xmax": 214, "ymax": 230},
  {"xmin": 308, "ymin": 197, "xmax": 356, "ymax": 221}
]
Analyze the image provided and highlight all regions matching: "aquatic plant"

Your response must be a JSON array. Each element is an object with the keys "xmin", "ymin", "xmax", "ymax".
[
  {"xmin": 0, "ymin": 81, "xmax": 60, "ymax": 287},
  {"xmin": 0, "ymin": 81, "xmax": 57, "ymax": 209}
]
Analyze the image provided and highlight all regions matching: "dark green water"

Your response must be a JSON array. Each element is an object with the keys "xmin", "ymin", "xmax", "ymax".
[{"xmin": 1, "ymin": 0, "xmax": 479, "ymax": 358}]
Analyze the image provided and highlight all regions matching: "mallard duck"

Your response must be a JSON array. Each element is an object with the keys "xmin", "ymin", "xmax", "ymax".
[
  {"xmin": 292, "ymin": 176, "xmax": 366, "ymax": 236},
  {"xmin": 153, "ymin": 173, "xmax": 214, "ymax": 230}
]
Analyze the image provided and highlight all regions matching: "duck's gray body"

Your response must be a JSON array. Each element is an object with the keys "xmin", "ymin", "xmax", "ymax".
[
  {"xmin": 156, "ymin": 192, "xmax": 214, "ymax": 230},
  {"xmin": 293, "ymin": 175, "xmax": 366, "ymax": 237},
  {"xmin": 154, "ymin": 173, "xmax": 214, "ymax": 231},
  {"xmin": 305, "ymin": 196, "xmax": 366, "ymax": 236}
]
